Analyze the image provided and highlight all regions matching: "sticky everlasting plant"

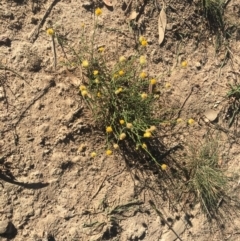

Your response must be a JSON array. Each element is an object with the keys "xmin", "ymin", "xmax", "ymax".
[
  {"xmin": 58, "ymin": 8, "xmax": 165, "ymax": 165},
  {"xmin": 80, "ymin": 52, "xmax": 160, "ymax": 160}
]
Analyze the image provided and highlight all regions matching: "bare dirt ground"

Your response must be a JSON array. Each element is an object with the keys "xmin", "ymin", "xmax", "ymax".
[{"xmin": 1, "ymin": 0, "xmax": 240, "ymax": 240}]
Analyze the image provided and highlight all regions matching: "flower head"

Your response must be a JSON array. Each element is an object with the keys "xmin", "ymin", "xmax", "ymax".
[
  {"xmin": 97, "ymin": 92, "xmax": 101, "ymax": 97},
  {"xmin": 144, "ymin": 131, "xmax": 152, "ymax": 138},
  {"xmin": 79, "ymin": 85, "xmax": 86, "ymax": 91},
  {"xmin": 113, "ymin": 74, "xmax": 118, "ymax": 79},
  {"xmin": 118, "ymin": 70, "xmax": 124, "ymax": 76},
  {"xmin": 95, "ymin": 8, "xmax": 102, "ymax": 16},
  {"xmin": 177, "ymin": 118, "xmax": 183, "ymax": 123},
  {"xmin": 119, "ymin": 119, "xmax": 125, "ymax": 125},
  {"xmin": 141, "ymin": 40, "xmax": 148, "ymax": 46},
  {"xmin": 161, "ymin": 164, "xmax": 168, "ymax": 170},
  {"xmin": 188, "ymin": 118, "xmax": 195, "ymax": 125},
  {"xmin": 46, "ymin": 28, "xmax": 54, "ymax": 36},
  {"xmin": 95, "ymin": 78, "xmax": 99, "ymax": 84},
  {"xmin": 165, "ymin": 83, "xmax": 171, "ymax": 88},
  {"xmin": 91, "ymin": 152, "xmax": 97, "ymax": 158},
  {"xmin": 113, "ymin": 144, "xmax": 119, "ymax": 149},
  {"xmin": 150, "ymin": 79, "xmax": 157, "ymax": 85},
  {"xmin": 119, "ymin": 133, "xmax": 126, "ymax": 140},
  {"xmin": 106, "ymin": 149, "xmax": 112, "ymax": 155},
  {"xmin": 142, "ymin": 143, "xmax": 147, "ymax": 149},
  {"xmin": 106, "ymin": 126, "xmax": 113, "ymax": 133},
  {"xmin": 181, "ymin": 60, "xmax": 188, "ymax": 68},
  {"xmin": 81, "ymin": 90, "xmax": 88, "ymax": 97},
  {"xmin": 119, "ymin": 56, "xmax": 126, "ymax": 62},
  {"xmin": 140, "ymin": 72, "xmax": 147, "ymax": 79},
  {"xmin": 98, "ymin": 47, "xmax": 105, "ymax": 53},
  {"xmin": 126, "ymin": 123, "xmax": 133, "ymax": 129},
  {"xmin": 93, "ymin": 70, "xmax": 98, "ymax": 75},
  {"xmin": 141, "ymin": 93, "xmax": 148, "ymax": 100},
  {"xmin": 82, "ymin": 60, "xmax": 89, "ymax": 68},
  {"xmin": 115, "ymin": 88, "xmax": 123, "ymax": 94},
  {"xmin": 139, "ymin": 56, "xmax": 147, "ymax": 65}
]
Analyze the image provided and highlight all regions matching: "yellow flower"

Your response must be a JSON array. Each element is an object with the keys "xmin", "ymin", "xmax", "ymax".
[
  {"xmin": 150, "ymin": 79, "xmax": 157, "ymax": 85},
  {"xmin": 119, "ymin": 56, "xmax": 126, "ymax": 62},
  {"xmin": 95, "ymin": 78, "xmax": 99, "ymax": 84},
  {"xmin": 106, "ymin": 149, "xmax": 112, "ymax": 155},
  {"xmin": 140, "ymin": 72, "xmax": 147, "ymax": 79},
  {"xmin": 141, "ymin": 93, "xmax": 148, "ymax": 100},
  {"xmin": 81, "ymin": 23, "xmax": 85, "ymax": 28},
  {"xmin": 81, "ymin": 90, "xmax": 88, "ymax": 97},
  {"xmin": 177, "ymin": 118, "xmax": 183, "ymax": 123},
  {"xmin": 106, "ymin": 126, "xmax": 113, "ymax": 133},
  {"xmin": 139, "ymin": 56, "xmax": 147, "ymax": 65},
  {"xmin": 119, "ymin": 133, "xmax": 126, "ymax": 140},
  {"xmin": 165, "ymin": 83, "xmax": 171, "ymax": 88},
  {"xmin": 93, "ymin": 70, "xmax": 98, "ymax": 75},
  {"xmin": 95, "ymin": 8, "xmax": 102, "ymax": 16},
  {"xmin": 126, "ymin": 123, "xmax": 133, "ymax": 129},
  {"xmin": 119, "ymin": 70, "xmax": 124, "ymax": 76},
  {"xmin": 98, "ymin": 47, "xmax": 105, "ymax": 53},
  {"xmin": 115, "ymin": 88, "xmax": 123, "ymax": 94},
  {"xmin": 144, "ymin": 131, "xmax": 152, "ymax": 138},
  {"xmin": 181, "ymin": 60, "xmax": 188, "ymax": 68},
  {"xmin": 142, "ymin": 143, "xmax": 147, "ymax": 149},
  {"xmin": 141, "ymin": 40, "xmax": 148, "ymax": 46},
  {"xmin": 46, "ymin": 28, "xmax": 54, "ymax": 36},
  {"xmin": 79, "ymin": 85, "xmax": 86, "ymax": 91},
  {"xmin": 113, "ymin": 74, "xmax": 118, "ymax": 79},
  {"xmin": 113, "ymin": 144, "xmax": 119, "ymax": 149},
  {"xmin": 119, "ymin": 119, "xmax": 125, "ymax": 125},
  {"xmin": 91, "ymin": 152, "xmax": 97, "ymax": 158},
  {"xmin": 82, "ymin": 60, "xmax": 89, "ymax": 68},
  {"xmin": 97, "ymin": 92, "xmax": 101, "ymax": 97},
  {"xmin": 161, "ymin": 164, "xmax": 168, "ymax": 170},
  {"xmin": 188, "ymin": 118, "xmax": 195, "ymax": 125},
  {"xmin": 150, "ymin": 125, "xmax": 156, "ymax": 132}
]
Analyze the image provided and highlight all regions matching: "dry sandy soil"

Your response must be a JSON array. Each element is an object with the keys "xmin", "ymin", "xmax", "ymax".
[{"xmin": 1, "ymin": 0, "xmax": 240, "ymax": 240}]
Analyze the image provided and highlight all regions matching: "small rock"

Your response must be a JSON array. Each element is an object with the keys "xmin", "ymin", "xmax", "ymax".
[
  {"xmin": 50, "ymin": 168, "xmax": 62, "ymax": 176},
  {"xmin": 195, "ymin": 61, "xmax": 201, "ymax": 70},
  {"xmin": 43, "ymin": 149, "xmax": 50, "ymax": 155},
  {"xmin": 78, "ymin": 143, "xmax": 87, "ymax": 153},
  {"xmin": 166, "ymin": 23, "xmax": 173, "ymax": 30},
  {"xmin": 203, "ymin": 109, "xmax": 219, "ymax": 122},
  {"xmin": 0, "ymin": 220, "xmax": 9, "ymax": 234},
  {"xmin": 0, "ymin": 86, "xmax": 4, "ymax": 100},
  {"xmin": 82, "ymin": 1, "xmax": 93, "ymax": 8},
  {"xmin": 0, "ymin": 220, "xmax": 13, "ymax": 234}
]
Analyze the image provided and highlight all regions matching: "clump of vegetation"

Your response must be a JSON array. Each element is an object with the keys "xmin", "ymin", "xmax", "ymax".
[
  {"xmin": 226, "ymin": 83, "xmax": 240, "ymax": 127},
  {"xmin": 186, "ymin": 138, "xmax": 228, "ymax": 218},
  {"xmin": 53, "ymin": 8, "xmax": 167, "ymax": 167},
  {"xmin": 201, "ymin": 0, "xmax": 224, "ymax": 31}
]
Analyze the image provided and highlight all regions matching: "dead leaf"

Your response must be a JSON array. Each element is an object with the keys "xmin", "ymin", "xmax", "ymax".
[
  {"xmin": 102, "ymin": 0, "xmax": 113, "ymax": 7},
  {"xmin": 158, "ymin": 7, "xmax": 167, "ymax": 45},
  {"xmin": 204, "ymin": 109, "xmax": 219, "ymax": 122},
  {"xmin": 128, "ymin": 11, "xmax": 138, "ymax": 20}
]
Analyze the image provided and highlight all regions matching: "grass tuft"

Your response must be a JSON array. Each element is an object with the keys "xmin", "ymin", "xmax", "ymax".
[
  {"xmin": 202, "ymin": 0, "xmax": 224, "ymax": 31},
  {"xmin": 186, "ymin": 138, "xmax": 228, "ymax": 218}
]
